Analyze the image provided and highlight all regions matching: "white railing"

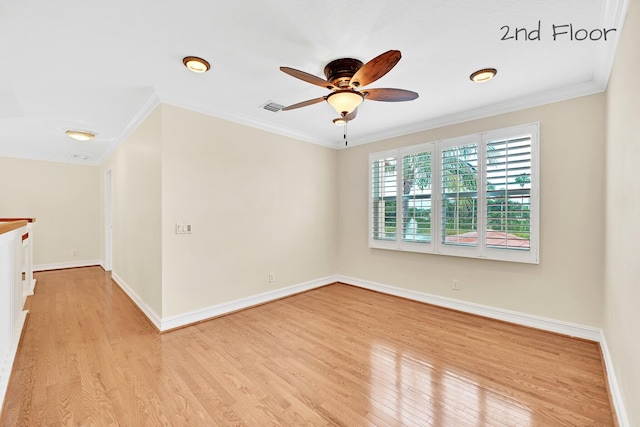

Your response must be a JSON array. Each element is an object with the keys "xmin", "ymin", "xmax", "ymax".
[
  {"xmin": 0, "ymin": 220, "xmax": 29, "ymax": 411},
  {"xmin": 21, "ymin": 221, "xmax": 36, "ymax": 301},
  {"xmin": 0, "ymin": 218, "xmax": 36, "ymax": 303}
]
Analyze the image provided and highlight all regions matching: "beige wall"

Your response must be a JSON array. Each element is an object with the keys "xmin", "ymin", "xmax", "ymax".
[
  {"xmin": 605, "ymin": 0, "xmax": 640, "ymax": 422},
  {"xmin": 338, "ymin": 94, "xmax": 606, "ymax": 327},
  {"xmin": 101, "ymin": 106, "xmax": 163, "ymax": 316},
  {"xmin": 0, "ymin": 156, "xmax": 101, "ymax": 267},
  {"xmin": 160, "ymin": 104, "xmax": 338, "ymax": 317}
]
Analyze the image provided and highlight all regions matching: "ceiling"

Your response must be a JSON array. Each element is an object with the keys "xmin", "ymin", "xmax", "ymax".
[{"xmin": 0, "ymin": 0, "xmax": 628, "ymax": 165}]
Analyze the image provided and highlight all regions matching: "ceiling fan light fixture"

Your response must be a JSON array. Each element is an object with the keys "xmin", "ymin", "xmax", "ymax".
[
  {"xmin": 333, "ymin": 117, "xmax": 347, "ymax": 126},
  {"xmin": 65, "ymin": 130, "xmax": 95, "ymax": 141},
  {"xmin": 470, "ymin": 68, "xmax": 497, "ymax": 83},
  {"xmin": 183, "ymin": 56, "xmax": 210, "ymax": 73},
  {"xmin": 326, "ymin": 90, "xmax": 364, "ymax": 115}
]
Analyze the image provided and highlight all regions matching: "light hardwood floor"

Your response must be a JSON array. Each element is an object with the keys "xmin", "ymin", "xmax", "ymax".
[{"xmin": 1, "ymin": 267, "xmax": 615, "ymax": 426}]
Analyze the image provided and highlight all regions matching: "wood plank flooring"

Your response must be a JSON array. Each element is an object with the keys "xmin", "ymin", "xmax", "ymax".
[{"xmin": 1, "ymin": 267, "xmax": 615, "ymax": 426}]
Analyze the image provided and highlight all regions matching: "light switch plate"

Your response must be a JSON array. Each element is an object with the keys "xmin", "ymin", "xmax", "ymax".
[{"xmin": 176, "ymin": 223, "xmax": 192, "ymax": 234}]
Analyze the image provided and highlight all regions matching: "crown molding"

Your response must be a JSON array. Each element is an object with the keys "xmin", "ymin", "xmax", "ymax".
[
  {"xmin": 593, "ymin": 0, "xmax": 630, "ymax": 88},
  {"xmin": 157, "ymin": 94, "xmax": 337, "ymax": 149},
  {"xmin": 342, "ymin": 80, "xmax": 606, "ymax": 149},
  {"xmin": 157, "ymin": 77, "xmax": 609, "ymax": 152},
  {"xmin": 95, "ymin": 88, "xmax": 161, "ymax": 166}
]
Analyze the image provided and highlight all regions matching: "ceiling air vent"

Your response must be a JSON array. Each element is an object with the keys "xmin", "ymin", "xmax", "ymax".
[{"xmin": 262, "ymin": 101, "xmax": 284, "ymax": 113}]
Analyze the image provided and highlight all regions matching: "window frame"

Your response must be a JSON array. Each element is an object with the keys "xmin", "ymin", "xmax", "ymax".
[{"xmin": 368, "ymin": 123, "xmax": 539, "ymax": 264}]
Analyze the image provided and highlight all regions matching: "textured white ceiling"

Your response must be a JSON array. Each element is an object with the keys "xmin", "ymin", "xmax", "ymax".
[{"xmin": 0, "ymin": 0, "xmax": 628, "ymax": 165}]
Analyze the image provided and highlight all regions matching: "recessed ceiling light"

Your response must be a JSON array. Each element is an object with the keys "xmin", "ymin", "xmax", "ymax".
[
  {"xmin": 65, "ymin": 130, "xmax": 95, "ymax": 141},
  {"xmin": 183, "ymin": 56, "xmax": 210, "ymax": 73},
  {"xmin": 470, "ymin": 68, "xmax": 497, "ymax": 83}
]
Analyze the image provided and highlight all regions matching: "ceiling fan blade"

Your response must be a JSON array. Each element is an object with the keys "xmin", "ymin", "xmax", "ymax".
[
  {"xmin": 350, "ymin": 50, "xmax": 402, "ymax": 88},
  {"xmin": 363, "ymin": 88, "xmax": 419, "ymax": 102},
  {"xmin": 280, "ymin": 67, "xmax": 336, "ymax": 90},
  {"xmin": 282, "ymin": 96, "xmax": 327, "ymax": 111},
  {"xmin": 344, "ymin": 108, "xmax": 358, "ymax": 121}
]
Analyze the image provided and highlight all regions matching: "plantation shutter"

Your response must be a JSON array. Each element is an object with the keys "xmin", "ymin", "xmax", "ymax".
[
  {"xmin": 371, "ymin": 156, "xmax": 398, "ymax": 242},
  {"xmin": 441, "ymin": 143, "xmax": 479, "ymax": 247},
  {"xmin": 485, "ymin": 135, "xmax": 532, "ymax": 250},
  {"xmin": 369, "ymin": 123, "xmax": 538, "ymax": 263},
  {"xmin": 401, "ymin": 151, "xmax": 432, "ymax": 244}
]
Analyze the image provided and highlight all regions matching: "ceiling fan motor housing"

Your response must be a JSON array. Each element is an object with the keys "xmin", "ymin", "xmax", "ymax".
[{"xmin": 324, "ymin": 58, "xmax": 364, "ymax": 88}]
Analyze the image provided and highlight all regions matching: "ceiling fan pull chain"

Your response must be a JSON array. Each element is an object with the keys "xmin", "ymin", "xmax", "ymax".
[{"xmin": 344, "ymin": 119, "xmax": 348, "ymax": 146}]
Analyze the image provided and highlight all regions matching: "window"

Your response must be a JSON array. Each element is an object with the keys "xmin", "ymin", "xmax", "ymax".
[
  {"xmin": 369, "ymin": 123, "xmax": 539, "ymax": 263},
  {"xmin": 371, "ymin": 144, "xmax": 434, "ymax": 253}
]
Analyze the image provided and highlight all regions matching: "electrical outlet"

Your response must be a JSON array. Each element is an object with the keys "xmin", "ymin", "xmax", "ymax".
[
  {"xmin": 452, "ymin": 280, "xmax": 460, "ymax": 290},
  {"xmin": 268, "ymin": 273, "xmax": 275, "ymax": 283}
]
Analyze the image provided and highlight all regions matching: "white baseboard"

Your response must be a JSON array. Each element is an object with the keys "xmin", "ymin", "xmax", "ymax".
[
  {"xmin": 0, "ymin": 310, "xmax": 28, "ymax": 412},
  {"xmin": 599, "ymin": 333, "xmax": 630, "ymax": 427},
  {"xmin": 111, "ymin": 273, "xmax": 336, "ymax": 332},
  {"xmin": 159, "ymin": 276, "xmax": 338, "ymax": 331},
  {"xmin": 336, "ymin": 276, "xmax": 630, "ymax": 425},
  {"xmin": 34, "ymin": 259, "xmax": 101, "ymax": 272},
  {"xmin": 105, "ymin": 270, "xmax": 628, "ymax": 425},
  {"xmin": 336, "ymin": 275, "xmax": 602, "ymax": 341},
  {"xmin": 110, "ymin": 272, "xmax": 162, "ymax": 330}
]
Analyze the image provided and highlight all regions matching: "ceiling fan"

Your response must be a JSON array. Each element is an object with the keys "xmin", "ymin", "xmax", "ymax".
[{"xmin": 279, "ymin": 50, "xmax": 419, "ymax": 126}]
